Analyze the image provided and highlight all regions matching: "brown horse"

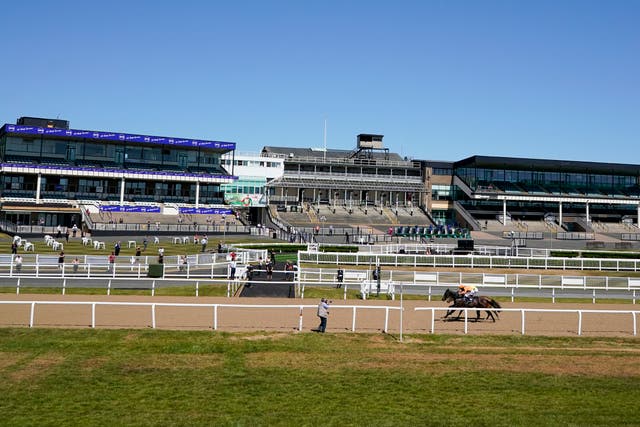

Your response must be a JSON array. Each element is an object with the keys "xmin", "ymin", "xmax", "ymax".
[{"xmin": 441, "ymin": 289, "xmax": 502, "ymax": 322}]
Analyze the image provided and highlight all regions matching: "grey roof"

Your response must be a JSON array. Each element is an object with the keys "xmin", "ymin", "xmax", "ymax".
[
  {"xmin": 454, "ymin": 155, "xmax": 640, "ymax": 176},
  {"xmin": 262, "ymin": 146, "xmax": 405, "ymax": 162}
]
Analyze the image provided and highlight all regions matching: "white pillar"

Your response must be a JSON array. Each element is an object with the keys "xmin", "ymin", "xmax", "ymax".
[
  {"xmin": 119, "ymin": 177, "xmax": 125, "ymax": 205},
  {"xmin": 195, "ymin": 181, "xmax": 200, "ymax": 208},
  {"xmin": 586, "ymin": 202, "xmax": 590, "ymax": 223},
  {"xmin": 35, "ymin": 174, "xmax": 42, "ymax": 204},
  {"xmin": 503, "ymin": 199, "xmax": 507, "ymax": 225},
  {"xmin": 559, "ymin": 201, "xmax": 563, "ymax": 226}
]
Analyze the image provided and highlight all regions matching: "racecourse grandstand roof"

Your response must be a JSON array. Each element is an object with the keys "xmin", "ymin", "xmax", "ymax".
[
  {"xmin": 1, "ymin": 123, "xmax": 236, "ymax": 152},
  {"xmin": 455, "ymin": 155, "xmax": 640, "ymax": 176},
  {"xmin": 261, "ymin": 146, "xmax": 405, "ymax": 162}
]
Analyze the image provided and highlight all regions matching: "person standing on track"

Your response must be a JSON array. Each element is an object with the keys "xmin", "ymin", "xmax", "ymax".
[{"xmin": 316, "ymin": 298, "xmax": 330, "ymax": 333}]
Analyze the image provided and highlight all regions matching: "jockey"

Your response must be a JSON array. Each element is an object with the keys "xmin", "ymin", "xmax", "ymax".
[{"xmin": 457, "ymin": 284, "xmax": 478, "ymax": 303}]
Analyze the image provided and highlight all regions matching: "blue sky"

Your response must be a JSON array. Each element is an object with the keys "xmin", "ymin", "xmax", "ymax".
[{"xmin": 1, "ymin": 1, "xmax": 638, "ymax": 163}]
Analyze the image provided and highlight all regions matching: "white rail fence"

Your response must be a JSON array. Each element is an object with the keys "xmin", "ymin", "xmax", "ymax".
[
  {"xmin": 296, "ymin": 268, "xmax": 640, "ymax": 303},
  {"xmin": 298, "ymin": 251, "xmax": 640, "ymax": 272},
  {"xmin": 414, "ymin": 307, "xmax": 639, "ymax": 336},
  {"xmin": 1, "ymin": 277, "xmax": 277, "ymax": 298},
  {"xmin": 0, "ymin": 301, "xmax": 401, "ymax": 333},
  {"xmin": 2, "ymin": 301, "xmax": 637, "ymax": 337}
]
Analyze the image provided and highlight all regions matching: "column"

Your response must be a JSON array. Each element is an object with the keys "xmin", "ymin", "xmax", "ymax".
[
  {"xmin": 120, "ymin": 177, "xmax": 125, "ymax": 205},
  {"xmin": 559, "ymin": 201, "xmax": 563, "ymax": 226},
  {"xmin": 35, "ymin": 173, "xmax": 42, "ymax": 204},
  {"xmin": 503, "ymin": 199, "xmax": 507, "ymax": 225},
  {"xmin": 195, "ymin": 181, "xmax": 200, "ymax": 208},
  {"xmin": 585, "ymin": 202, "xmax": 590, "ymax": 223}
]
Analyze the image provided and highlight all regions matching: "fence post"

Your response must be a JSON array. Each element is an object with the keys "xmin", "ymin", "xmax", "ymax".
[
  {"xmin": 577, "ymin": 311, "xmax": 582, "ymax": 336},
  {"xmin": 521, "ymin": 309, "xmax": 525, "ymax": 335},
  {"xmin": 107, "ymin": 280, "xmax": 111, "ymax": 296},
  {"xmin": 298, "ymin": 306, "xmax": 303, "ymax": 331},
  {"xmin": 91, "ymin": 303, "xmax": 96, "ymax": 328},
  {"xmin": 62, "ymin": 279, "xmax": 66, "ymax": 295},
  {"xmin": 352, "ymin": 306, "xmax": 356, "ymax": 332},
  {"xmin": 152, "ymin": 280, "xmax": 155, "ymax": 297},
  {"xmin": 384, "ymin": 307, "xmax": 389, "ymax": 333},
  {"xmin": 196, "ymin": 281, "xmax": 199, "ymax": 297},
  {"xmin": 213, "ymin": 305, "xmax": 218, "ymax": 330},
  {"xmin": 463, "ymin": 309, "xmax": 468, "ymax": 334},
  {"xmin": 29, "ymin": 302, "xmax": 35, "ymax": 328},
  {"xmin": 430, "ymin": 308, "xmax": 435, "ymax": 334},
  {"xmin": 16, "ymin": 278, "xmax": 20, "ymax": 295},
  {"xmin": 151, "ymin": 304, "xmax": 156, "ymax": 329}
]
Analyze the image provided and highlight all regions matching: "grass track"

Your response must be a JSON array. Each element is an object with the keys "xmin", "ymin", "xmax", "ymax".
[{"xmin": 0, "ymin": 329, "xmax": 638, "ymax": 426}]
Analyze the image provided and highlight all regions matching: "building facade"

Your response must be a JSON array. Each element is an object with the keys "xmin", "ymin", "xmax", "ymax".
[{"xmin": 0, "ymin": 117, "xmax": 237, "ymax": 227}]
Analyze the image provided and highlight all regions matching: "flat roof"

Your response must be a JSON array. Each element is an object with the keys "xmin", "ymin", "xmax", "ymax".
[
  {"xmin": 262, "ymin": 146, "xmax": 405, "ymax": 162},
  {"xmin": 454, "ymin": 155, "xmax": 640, "ymax": 176}
]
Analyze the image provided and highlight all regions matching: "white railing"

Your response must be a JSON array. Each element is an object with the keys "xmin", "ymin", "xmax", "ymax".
[
  {"xmin": 2, "ymin": 277, "xmax": 250, "ymax": 298},
  {"xmin": 0, "ymin": 301, "xmax": 402, "ymax": 333},
  {"xmin": 415, "ymin": 307, "xmax": 639, "ymax": 336},
  {"xmin": 298, "ymin": 251, "xmax": 640, "ymax": 272},
  {"xmin": 2, "ymin": 300, "xmax": 636, "ymax": 337},
  {"xmin": 295, "ymin": 268, "xmax": 640, "ymax": 303}
]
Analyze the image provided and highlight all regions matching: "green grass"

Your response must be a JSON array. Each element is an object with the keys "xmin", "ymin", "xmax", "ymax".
[
  {"xmin": 0, "ymin": 329, "xmax": 638, "ymax": 426},
  {"xmin": 1, "ymin": 235, "xmax": 272, "ymax": 257}
]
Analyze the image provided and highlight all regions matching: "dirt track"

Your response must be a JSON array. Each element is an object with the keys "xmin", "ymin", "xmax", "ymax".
[{"xmin": 0, "ymin": 294, "xmax": 638, "ymax": 337}]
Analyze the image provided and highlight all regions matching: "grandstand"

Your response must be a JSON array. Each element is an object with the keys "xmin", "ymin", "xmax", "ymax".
[
  {"xmin": 0, "ymin": 117, "xmax": 237, "ymax": 234},
  {"xmin": 2, "ymin": 117, "xmax": 640, "ymax": 248}
]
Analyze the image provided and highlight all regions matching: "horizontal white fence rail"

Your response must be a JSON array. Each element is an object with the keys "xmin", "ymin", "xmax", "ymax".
[
  {"xmin": 296, "ymin": 267, "xmax": 640, "ymax": 303},
  {"xmin": 415, "ymin": 307, "xmax": 639, "ymax": 336},
  {"xmin": 0, "ymin": 276, "xmax": 299, "ymax": 298},
  {"xmin": 0, "ymin": 301, "xmax": 402, "ymax": 333},
  {"xmin": 0, "ymin": 261, "xmax": 230, "ymax": 280},
  {"xmin": 298, "ymin": 251, "xmax": 640, "ymax": 272},
  {"xmin": 351, "ymin": 243, "xmax": 551, "ymax": 257},
  {"xmin": 2, "ymin": 301, "xmax": 636, "ymax": 337}
]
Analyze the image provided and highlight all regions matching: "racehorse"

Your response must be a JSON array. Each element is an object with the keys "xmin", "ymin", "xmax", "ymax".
[{"xmin": 441, "ymin": 288, "xmax": 502, "ymax": 322}]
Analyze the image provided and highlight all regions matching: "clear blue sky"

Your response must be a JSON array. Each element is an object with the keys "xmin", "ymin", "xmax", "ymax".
[{"xmin": 2, "ymin": 0, "xmax": 638, "ymax": 164}]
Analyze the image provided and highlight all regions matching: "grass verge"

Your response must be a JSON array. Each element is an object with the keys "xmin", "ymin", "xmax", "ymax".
[{"xmin": 0, "ymin": 329, "xmax": 638, "ymax": 426}]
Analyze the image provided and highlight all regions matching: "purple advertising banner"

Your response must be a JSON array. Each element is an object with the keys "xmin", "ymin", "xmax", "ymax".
[
  {"xmin": 179, "ymin": 207, "xmax": 233, "ymax": 215},
  {"xmin": 2, "ymin": 124, "xmax": 236, "ymax": 150},
  {"xmin": 100, "ymin": 205, "xmax": 162, "ymax": 213}
]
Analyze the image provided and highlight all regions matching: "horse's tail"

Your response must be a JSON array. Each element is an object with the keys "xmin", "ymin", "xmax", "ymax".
[{"xmin": 489, "ymin": 298, "xmax": 501, "ymax": 317}]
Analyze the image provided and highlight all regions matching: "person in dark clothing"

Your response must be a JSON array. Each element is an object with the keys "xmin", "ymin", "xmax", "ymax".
[
  {"xmin": 336, "ymin": 267, "xmax": 344, "ymax": 288},
  {"xmin": 266, "ymin": 262, "xmax": 273, "ymax": 280}
]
